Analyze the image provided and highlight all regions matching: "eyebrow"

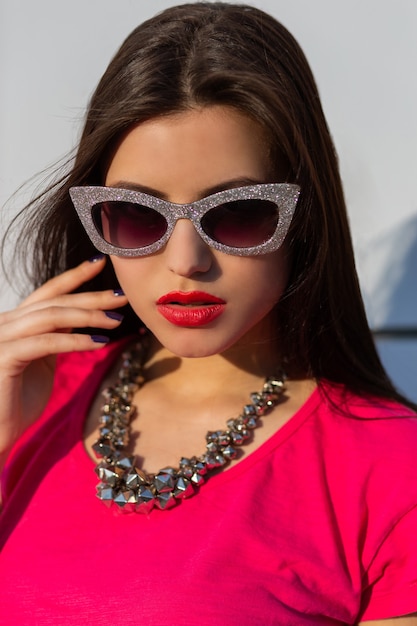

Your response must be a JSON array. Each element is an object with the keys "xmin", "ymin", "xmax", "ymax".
[{"xmin": 106, "ymin": 177, "xmax": 266, "ymax": 200}]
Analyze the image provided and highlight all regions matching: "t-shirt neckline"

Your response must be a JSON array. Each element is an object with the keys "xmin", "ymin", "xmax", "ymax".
[{"xmin": 73, "ymin": 338, "xmax": 321, "ymax": 491}]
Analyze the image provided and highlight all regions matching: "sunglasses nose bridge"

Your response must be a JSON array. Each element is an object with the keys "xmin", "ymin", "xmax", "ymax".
[{"xmin": 172, "ymin": 203, "xmax": 200, "ymax": 227}]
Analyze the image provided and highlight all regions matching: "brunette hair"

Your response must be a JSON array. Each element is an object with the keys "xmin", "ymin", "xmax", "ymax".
[{"xmin": 3, "ymin": 2, "xmax": 415, "ymax": 408}]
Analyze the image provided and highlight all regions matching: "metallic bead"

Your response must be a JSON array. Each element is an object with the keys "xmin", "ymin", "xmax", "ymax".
[
  {"xmin": 100, "ymin": 467, "xmax": 120, "ymax": 487},
  {"xmin": 99, "ymin": 414, "xmax": 112, "ymax": 425},
  {"xmin": 201, "ymin": 453, "xmax": 226, "ymax": 469},
  {"xmin": 264, "ymin": 378, "xmax": 285, "ymax": 393},
  {"xmin": 214, "ymin": 454, "xmax": 226, "ymax": 467},
  {"xmin": 206, "ymin": 430, "xmax": 221, "ymax": 443},
  {"xmin": 174, "ymin": 476, "xmax": 195, "ymax": 499},
  {"xmin": 159, "ymin": 466, "xmax": 176, "ymax": 475},
  {"xmin": 136, "ymin": 485, "xmax": 155, "ymax": 513},
  {"xmin": 95, "ymin": 460, "xmax": 108, "ymax": 477},
  {"xmin": 241, "ymin": 415, "xmax": 258, "ymax": 429},
  {"xmin": 135, "ymin": 497, "xmax": 154, "ymax": 514},
  {"xmin": 217, "ymin": 432, "xmax": 231, "ymax": 446},
  {"xmin": 116, "ymin": 456, "xmax": 135, "ymax": 472},
  {"xmin": 222, "ymin": 445, "xmax": 238, "ymax": 460},
  {"xmin": 201, "ymin": 454, "xmax": 220, "ymax": 469},
  {"xmin": 192, "ymin": 460, "xmax": 207, "ymax": 476},
  {"xmin": 230, "ymin": 430, "xmax": 249, "ymax": 445},
  {"xmin": 190, "ymin": 472, "xmax": 205, "ymax": 486},
  {"xmin": 243, "ymin": 404, "xmax": 257, "ymax": 416},
  {"xmin": 133, "ymin": 468, "xmax": 148, "ymax": 484},
  {"xmin": 206, "ymin": 441, "xmax": 219, "ymax": 453},
  {"xmin": 113, "ymin": 425, "xmax": 127, "ymax": 437},
  {"xmin": 92, "ymin": 439, "xmax": 114, "ymax": 458},
  {"xmin": 96, "ymin": 485, "xmax": 115, "ymax": 507},
  {"xmin": 180, "ymin": 465, "xmax": 193, "ymax": 479},
  {"xmin": 250, "ymin": 392, "xmax": 263, "ymax": 405},
  {"xmin": 155, "ymin": 491, "xmax": 177, "ymax": 510},
  {"xmin": 114, "ymin": 489, "xmax": 137, "ymax": 512},
  {"xmin": 154, "ymin": 470, "xmax": 176, "ymax": 493},
  {"xmin": 125, "ymin": 471, "xmax": 142, "ymax": 489}
]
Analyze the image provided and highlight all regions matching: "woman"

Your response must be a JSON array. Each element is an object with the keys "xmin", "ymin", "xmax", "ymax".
[{"xmin": 0, "ymin": 3, "xmax": 416, "ymax": 624}]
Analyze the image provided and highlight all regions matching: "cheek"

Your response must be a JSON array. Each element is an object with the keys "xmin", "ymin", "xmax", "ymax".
[
  {"xmin": 110, "ymin": 257, "xmax": 159, "ymax": 325},
  {"xmin": 110, "ymin": 256, "xmax": 151, "ymax": 295},
  {"xmin": 110, "ymin": 257, "xmax": 129, "ymax": 287},
  {"xmin": 241, "ymin": 249, "xmax": 289, "ymax": 304}
]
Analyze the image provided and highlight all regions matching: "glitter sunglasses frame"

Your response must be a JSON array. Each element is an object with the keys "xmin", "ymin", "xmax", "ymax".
[{"xmin": 69, "ymin": 183, "xmax": 300, "ymax": 257}]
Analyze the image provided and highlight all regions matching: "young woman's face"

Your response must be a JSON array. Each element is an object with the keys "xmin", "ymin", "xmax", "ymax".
[{"xmin": 105, "ymin": 106, "xmax": 289, "ymax": 358}]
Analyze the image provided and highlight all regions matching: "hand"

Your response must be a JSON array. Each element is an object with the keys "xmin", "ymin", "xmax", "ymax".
[{"xmin": 0, "ymin": 256, "xmax": 128, "ymax": 463}]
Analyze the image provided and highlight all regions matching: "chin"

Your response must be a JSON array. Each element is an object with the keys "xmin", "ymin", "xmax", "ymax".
[
  {"xmin": 163, "ymin": 338, "xmax": 224, "ymax": 359},
  {"xmin": 150, "ymin": 327, "xmax": 236, "ymax": 359}
]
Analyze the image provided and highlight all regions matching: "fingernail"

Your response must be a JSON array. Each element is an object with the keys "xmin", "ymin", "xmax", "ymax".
[
  {"xmin": 113, "ymin": 288, "xmax": 125, "ymax": 297},
  {"xmin": 89, "ymin": 254, "xmax": 105, "ymax": 263},
  {"xmin": 90, "ymin": 335, "xmax": 110, "ymax": 343},
  {"xmin": 105, "ymin": 311, "xmax": 124, "ymax": 321}
]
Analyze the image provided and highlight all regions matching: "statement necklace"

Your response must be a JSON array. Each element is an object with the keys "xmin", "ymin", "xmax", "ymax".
[{"xmin": 93, "ymin": 338, "xmax": 286, "ymax": 514}]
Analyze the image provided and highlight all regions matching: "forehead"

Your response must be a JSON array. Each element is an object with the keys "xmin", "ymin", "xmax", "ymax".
[{"xmin": 104, "ymin": 106, "xmax": 272, "ymax": 203}]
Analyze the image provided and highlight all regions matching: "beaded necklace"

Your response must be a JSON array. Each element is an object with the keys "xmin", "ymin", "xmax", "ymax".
[{"xmin": 93, "ymin": 339, "xmax": 286, "ymax": 514}]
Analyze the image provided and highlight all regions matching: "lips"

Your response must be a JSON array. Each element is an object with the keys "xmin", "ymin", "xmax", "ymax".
[
  {"xmin": 157, "ymin": 291, "xmax": 225, "ymax": 305},
  {"xmin": 156, "ymin": 291, "xmax": 226, "ymax": 326}
]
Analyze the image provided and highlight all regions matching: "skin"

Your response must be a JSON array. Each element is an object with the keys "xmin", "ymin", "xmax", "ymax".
[
  {"xmin": 106, "ymin": 106, "xmax": 288, "ymax": 360},
  {"xmin": 358, "ymin": 613, "xmax": 417, "ymax": 626},
  {"xmin": 0, "ymin": 105, "xmax": 415, "ymax": 624},
  {"xmin": 84, "ymin": 105, "xmax": 315, "ymax": 475},
  {"xmin": 0, "ymin": 260, "xmax": 128, "ymax": 473}
]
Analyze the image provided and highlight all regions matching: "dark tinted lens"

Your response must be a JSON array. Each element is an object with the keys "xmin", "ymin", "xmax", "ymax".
[
  {"xmin": 201, "ymin": 199, "xmax": 278, "ymax": 248},
  {"xmin": 92, "ymin": 201, "xmax": 167, "ymax": 249}
]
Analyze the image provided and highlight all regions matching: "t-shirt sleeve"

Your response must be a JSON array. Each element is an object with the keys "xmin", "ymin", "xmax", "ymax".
[{"xmin": 359, "ymin": 504, "xmax": 417, "ymax": 621}]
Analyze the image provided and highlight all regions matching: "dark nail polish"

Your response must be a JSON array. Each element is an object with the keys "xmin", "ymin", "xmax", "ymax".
[
  {"xmin": 89, "ymin": 254, "xmax": 105, "ymax": 263},
  {"xmin": 90, "ymin": 335, "xmax": 110, "ymax": 343},
  {"xmin": 105, "ymin": 311, "xmax": 124, "ymax": 322},
  {"xmin": 113, "ymin": 289, "xmax": 125, "ymax": 297}
]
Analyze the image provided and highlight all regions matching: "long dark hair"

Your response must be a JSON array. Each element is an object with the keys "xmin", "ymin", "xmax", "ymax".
[{"xmin": 3, "ymin": 2, "xmax": 415, "ymax": 408}]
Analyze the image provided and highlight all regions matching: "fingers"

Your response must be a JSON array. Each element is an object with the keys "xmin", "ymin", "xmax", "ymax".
[
  {"xmin": 0, "ymin": 306, "xmax": 124, "ymax": 343},
  {"xmin": 0, "ymin": 255, "xmax": 128, "ymax": 325},
  {"xmin": 19, "ymin": 255, "xmax": 114, "ymax": 306},
  {"xmin": 0, "ymin": 307, "xmax": 123, "ymax": 378},
  {"xmin": 0, "ymin": 257, "xmax": 130, "ymax": 377},
  {"xmin": 0, "ymin": 333, "xmax": 112, "ymax": 378},
  {"xmin": 1, "ymin": 289, "xmax": 127, "ymax": 325},
  {"xmin": 0, "ymin": 257, "xmax": 129, "ymax": 450}
]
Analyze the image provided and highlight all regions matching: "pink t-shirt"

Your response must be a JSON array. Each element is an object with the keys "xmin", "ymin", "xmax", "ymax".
[{"xmin": 1, "ymin": 341, "xmax": 417, "ymax": 625}]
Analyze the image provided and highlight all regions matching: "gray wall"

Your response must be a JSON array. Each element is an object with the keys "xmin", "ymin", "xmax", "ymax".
[{"xmin": 1, "ymin": 0, "xmax": 416, "ymax": 399}]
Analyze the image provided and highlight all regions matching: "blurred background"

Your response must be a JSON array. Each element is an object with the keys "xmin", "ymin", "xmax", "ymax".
[{"xmin": 1, "ymin": 0, "xmax": 416, "ymax": 400}]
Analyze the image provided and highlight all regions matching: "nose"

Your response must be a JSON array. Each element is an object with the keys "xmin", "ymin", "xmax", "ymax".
[{"xmin": 164, "ymin": 219, "xmax": 213, "ymax": 277}]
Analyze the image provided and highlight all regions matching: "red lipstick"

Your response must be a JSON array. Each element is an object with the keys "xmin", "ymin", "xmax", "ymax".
[{"xmin": 156, "ymin": 291, "xmax": 226, "ymax": 327}]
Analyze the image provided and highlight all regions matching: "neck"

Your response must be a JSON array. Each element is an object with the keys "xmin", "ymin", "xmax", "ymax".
[{"xmin": 144, "ymin": 332, "xmax": 283, "ymax": 397}]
